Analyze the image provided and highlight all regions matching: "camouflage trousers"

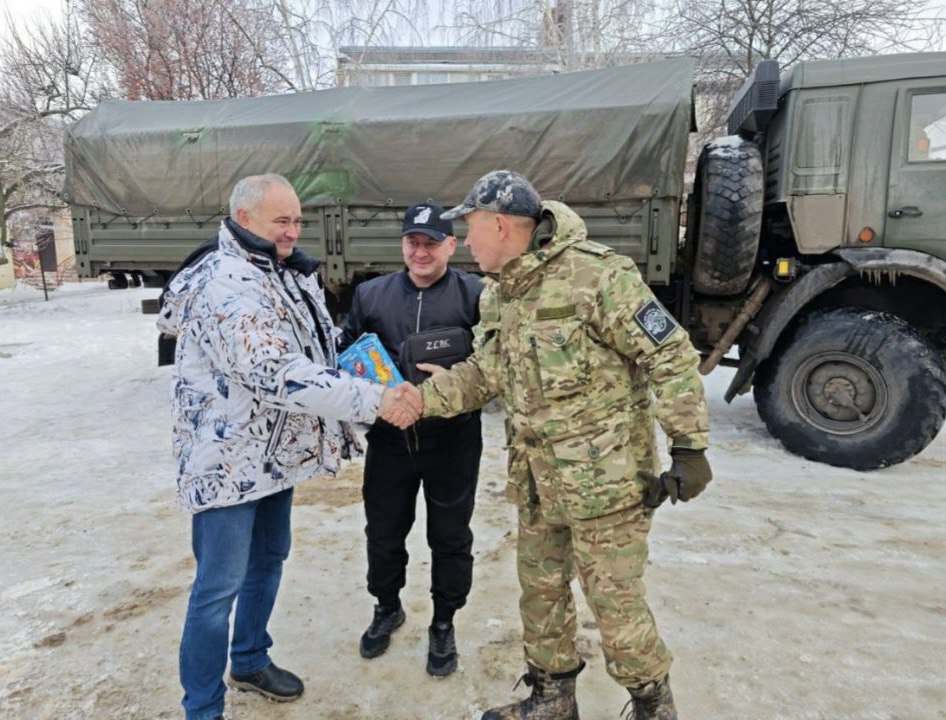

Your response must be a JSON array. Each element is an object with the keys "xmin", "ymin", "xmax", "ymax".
[{"xmin": 516, "ymin": 495, "xmax": 672, "ymax": 688}]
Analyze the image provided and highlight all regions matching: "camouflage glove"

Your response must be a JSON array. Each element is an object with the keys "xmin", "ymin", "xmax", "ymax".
[{"xmin": 644, "ymin": 448, "xmax": 712, "ymax": 508}]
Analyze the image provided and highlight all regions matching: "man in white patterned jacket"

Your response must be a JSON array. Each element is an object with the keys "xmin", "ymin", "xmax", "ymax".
[{"xmin": 158, "ymin": 174, "xmax": 419, "ymax": 720}]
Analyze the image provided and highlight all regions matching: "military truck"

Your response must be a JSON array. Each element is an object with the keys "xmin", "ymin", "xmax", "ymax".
[{"xmin": 63, "ymin": 53, "xmax": 946, "ymax": 470}]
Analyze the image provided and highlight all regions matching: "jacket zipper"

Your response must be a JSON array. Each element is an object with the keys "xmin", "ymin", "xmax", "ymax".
[
  {"xmin": 403, "ymin": 289, "xmax": 424, "ymax": 454},
  {"xmin": 263, "ymin": 270, "xmax": 316, "ymax": 474}
]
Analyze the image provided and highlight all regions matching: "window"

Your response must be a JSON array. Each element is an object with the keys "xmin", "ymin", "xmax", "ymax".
[
  {"xmin": 908, "ymin": 92, "xmax": 946, "ymax": 163},
  {"xmin": 415, "ymin": 72, "xmax": 451, "ymax": 85}
]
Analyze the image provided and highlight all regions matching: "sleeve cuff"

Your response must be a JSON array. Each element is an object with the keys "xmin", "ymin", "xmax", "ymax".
[
  {"xmin": 356, "ymin": 380, "xmax": 386, "ymax": 423},
  {"xmin": 669, "ymin": 435, "xmax": 708, "ymax": 452},
  {"xmin": 420, "ymin": 382, "xmax": 448, "ymax": 418}
]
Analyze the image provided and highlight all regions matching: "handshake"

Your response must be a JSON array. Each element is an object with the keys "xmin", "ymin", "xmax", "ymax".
[
  {"xmin": 375, "ymin": 363, "xmax": 444, "ymax": 428},
  {"xmin": 378, "ymin": 382, "xmax": 424, "ymax": 428}
]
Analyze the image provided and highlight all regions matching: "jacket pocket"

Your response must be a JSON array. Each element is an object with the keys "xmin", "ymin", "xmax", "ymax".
[
  {"xmin": 549, "ymin": 423, "xmax": 641, "ymax": 520},
  {"xmin": 272, "ymin": 413, "xmax": 321, "ymax": 470},
  {"xmin": 530, "ymin": 317, "xmax": 590, "ymax": 400}
]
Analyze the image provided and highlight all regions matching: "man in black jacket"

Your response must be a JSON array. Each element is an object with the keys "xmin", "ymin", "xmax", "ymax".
[{"xmin": 339, "ymin": 202, "xmax": 484, "ymax": 677}]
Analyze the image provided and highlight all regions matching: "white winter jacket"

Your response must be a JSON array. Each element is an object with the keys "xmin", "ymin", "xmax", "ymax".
[{"xmin": 158, "ymin": 219, "xmax": 384, "ymax": 513}]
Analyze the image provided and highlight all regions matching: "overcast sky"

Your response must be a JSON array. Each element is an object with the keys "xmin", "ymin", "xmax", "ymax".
[
  {"xmin": 2, "ymin": 0, "xmax": 945, "ymax": 49},
  {"xmin": 1, "ymin": 0, "xmax": 61, "ymax": 28}
]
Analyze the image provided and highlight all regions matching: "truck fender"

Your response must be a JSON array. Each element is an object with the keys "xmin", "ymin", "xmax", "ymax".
[
  {"xmin": 832, "ymin": 247, "xmax": 946, "ymax": 293},
  {"xmin": 724, "ymin": 262, "xmax": 855, "ymax": 401},
  {"xmin": 724, "ymin": 248, "xmax": 946, "ymax": 401}
]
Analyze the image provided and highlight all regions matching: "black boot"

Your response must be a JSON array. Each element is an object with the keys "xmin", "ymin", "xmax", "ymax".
[
  {"xmin": 481, "ymin": 660, "xmax": 584, "ymax": 719},
  {"xmin": 427, "ymin": 621, "xmax": 458, "ymax": 676},
  {"xmin": 622, "ymin": 674, "xmax": 678, "ymax": 720},
  {"xmin": 359, "ymin": 602, "xmax": 406, "ymax": 658},
  {"xmin": 228, "ymin": 662, "xmax": 304, "ymax": 702}
]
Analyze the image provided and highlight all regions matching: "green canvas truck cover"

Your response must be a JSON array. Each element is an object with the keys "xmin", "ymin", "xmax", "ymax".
[{"xmin": 63, "ymin": 58, "xmax": 695, "ymax": 217}]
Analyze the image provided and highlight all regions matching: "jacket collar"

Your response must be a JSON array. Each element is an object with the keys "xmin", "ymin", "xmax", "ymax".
[
  {"xmin": 498, "ymin": 201, "xmax": 587, "ymax": 299},
  {"xmin": 399, "ymin": 266, "xmax": 453, "ymax": 292},
  {"xmin": 222, "ymin": 217, "xmax": 319, "ymax": 276}
]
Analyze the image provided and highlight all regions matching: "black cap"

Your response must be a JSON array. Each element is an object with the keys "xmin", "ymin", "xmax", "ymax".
[{"xmin": 402, "ymin": 202, "xmax": 454, "ymax": 242}]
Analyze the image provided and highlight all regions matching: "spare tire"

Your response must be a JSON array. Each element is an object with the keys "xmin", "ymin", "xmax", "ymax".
[{"xmin": 692, "ymin": 136, "xmax": 764, "ymax": 295}]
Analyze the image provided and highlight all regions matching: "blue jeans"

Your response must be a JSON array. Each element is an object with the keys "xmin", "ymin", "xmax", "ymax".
[{"xmin": 179, "ymin": 487, "xmax": 293, "ymax": 720}]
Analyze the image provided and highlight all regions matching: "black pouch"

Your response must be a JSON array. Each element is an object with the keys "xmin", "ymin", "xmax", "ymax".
[
  {"xmin": 399, "ymin": 326, "xmax": 473, "ymax": 384},
  {"xmin": 158, "ymin": 333, "xmax": 177, "ymax": 367}
]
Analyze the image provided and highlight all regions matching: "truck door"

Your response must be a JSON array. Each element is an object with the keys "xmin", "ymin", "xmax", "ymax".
[{"xmin": 886, "ymin": 84, "xmax": 946, "ymax": 255}]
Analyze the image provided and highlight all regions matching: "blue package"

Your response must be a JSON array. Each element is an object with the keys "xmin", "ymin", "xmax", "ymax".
[{"xmin": 337, "ymin": 333, "xmax": 404, "ymax": 387}]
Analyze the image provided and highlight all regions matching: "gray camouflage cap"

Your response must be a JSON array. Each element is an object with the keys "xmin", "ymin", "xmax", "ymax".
[{"xmin": 441, "ymin": 169, "xmax": 542, "ymax": 221}]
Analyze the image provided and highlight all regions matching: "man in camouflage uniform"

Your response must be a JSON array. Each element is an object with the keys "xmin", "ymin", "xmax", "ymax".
[{"xmin": 415, "ymin": 170, "xmax": 712, "ymax": 720}]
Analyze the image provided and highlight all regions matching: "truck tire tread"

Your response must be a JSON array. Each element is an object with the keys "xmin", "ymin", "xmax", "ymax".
[
  {"xmin": 754, "ymin": 307, "xmax": 946, "ymax": 470},
  {"xmin": 693, "ymin": 137, "xmax": 764, "ymax": 295}
]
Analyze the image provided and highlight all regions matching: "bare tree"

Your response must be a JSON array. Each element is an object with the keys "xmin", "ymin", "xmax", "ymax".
[
  {"xmin": 89, "ymin": 0, "xmax": 436, "ymax": 94},
  {"xmin": 443, "ymin": 0, "xmax": 942, "ymax": 138},
  {"xmin": 658, "ymin": 0, "xmax": 942, "ymax": 81},
  {"xmin": 446, "ymin": 0, "xmax": 659, "ymax": 70},
  {"xmin": 270, "ymin": 0, "xmax": 433, "ymax": 88},
  {"xmin": 82, "ymin": 0, "xmax": 292, "ymax": 99},
  {"xmin": 0, "ymin": 2, "xmax": 105, "ymax": 260},
  {"xmin": 653, "ymin": 0, "xmax": 944, "ymax": 135}
]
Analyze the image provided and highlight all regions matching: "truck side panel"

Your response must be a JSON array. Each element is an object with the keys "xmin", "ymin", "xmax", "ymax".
[
  {"xmin": 336, "ymin": 201, "xmax": 665, "ymax": 286},
  {"xmin": 73, "ymin": 209, "xmax": 329, "ymax": 278}
]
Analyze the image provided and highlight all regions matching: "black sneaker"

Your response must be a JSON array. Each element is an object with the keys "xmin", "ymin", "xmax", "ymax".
[
  {"xmin": 426, "ymin": 621, "xmax": 457, "ymax": 677},
  {"xmin": 227, "ymin": 662, "xmax": 304, "ymax": 702},
  {"xmin": 359, "ymin": 603, "xmax": 406, "ymax": 658}
]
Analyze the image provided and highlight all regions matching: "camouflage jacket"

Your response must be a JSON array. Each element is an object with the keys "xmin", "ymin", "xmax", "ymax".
[{"xmin": 422, "ymin": 201, "xmax": 708, "ymax": 519}]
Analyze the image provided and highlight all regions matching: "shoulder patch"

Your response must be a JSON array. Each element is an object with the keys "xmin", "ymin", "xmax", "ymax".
[
  {"xmin": 573, "ymin": 240, "xmax": 614, "ymax": 257},
  {"xmin": 634, "ymin": 299, "xmax": 678, "ymax": 345}
]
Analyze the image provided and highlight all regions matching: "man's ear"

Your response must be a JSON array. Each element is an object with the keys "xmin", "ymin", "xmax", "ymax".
[{"xmin": 495, "ymin": 213, "xmax": 510, "ymax": 239}]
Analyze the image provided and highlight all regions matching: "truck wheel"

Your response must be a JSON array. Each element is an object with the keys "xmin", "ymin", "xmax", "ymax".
[
  {"xmin": 692, "ymin": 136, "xmax": 763, "ymax": 295},
  {"xmin": 754, "ymin": 307, "xmax": 946, "ymax": 470}
]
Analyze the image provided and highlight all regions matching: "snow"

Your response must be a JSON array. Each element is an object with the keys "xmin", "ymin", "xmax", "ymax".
[
  {"xmin": 1, "ymin": 281, "xmax": 944, "ymax": 719},
  {"xmin": 709, "ymin": 134, "xmax": 748, "ymax": 148}
]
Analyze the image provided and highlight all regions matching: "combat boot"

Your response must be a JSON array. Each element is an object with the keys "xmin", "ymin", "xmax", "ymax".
[
  {"xmin": 481, "ymin": 659, "xmax": 584, "ymax": 720},
  {"xmin": 621, "ymin": 674, "xmax": 678, "ymax": 720}
]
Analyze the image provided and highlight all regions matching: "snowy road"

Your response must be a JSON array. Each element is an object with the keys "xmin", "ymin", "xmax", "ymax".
[{"xmin": 0, "ymin": 281, "xmax": 943, "ymax": 719}]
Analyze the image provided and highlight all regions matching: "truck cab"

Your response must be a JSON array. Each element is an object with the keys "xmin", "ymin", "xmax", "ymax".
[{"xmin": 689, "ymin": 53, "xmax": 946, "ymax": 469}]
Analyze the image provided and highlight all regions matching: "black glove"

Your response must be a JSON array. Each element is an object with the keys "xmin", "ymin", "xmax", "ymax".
[
  {"xmin": 644, "ymin": 448, "xmax": 712, "ymax": 508},
  {"xmin": 644, "ymin": 472, "xmax": 668, "ymax": 508}
]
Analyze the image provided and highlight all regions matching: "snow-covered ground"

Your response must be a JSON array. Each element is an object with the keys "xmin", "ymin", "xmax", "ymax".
[{"xmin": 0, "ymin": 280, "xmax": 943, "ymax": 720}]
